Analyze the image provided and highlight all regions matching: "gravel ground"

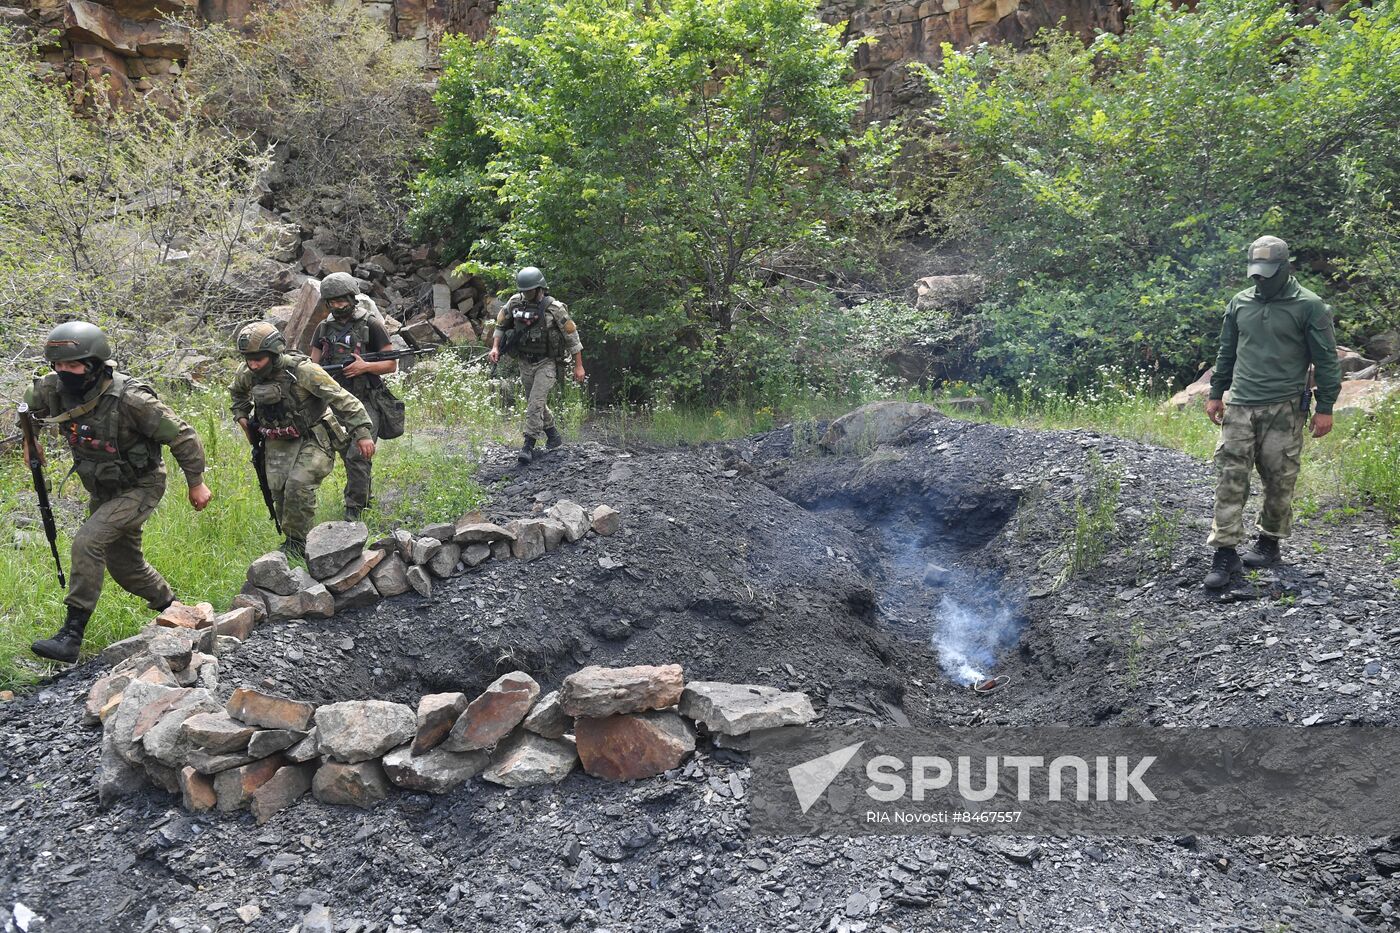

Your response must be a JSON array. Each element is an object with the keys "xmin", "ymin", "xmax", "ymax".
[{"xmin": 1, "ymin": 410, "xmax": 1396, "ymax": 932}]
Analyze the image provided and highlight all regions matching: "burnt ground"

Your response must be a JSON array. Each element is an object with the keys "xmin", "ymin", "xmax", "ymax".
[{"xmin": 1, "ymin": 411, "xmax": 1398, "ymax": 932}]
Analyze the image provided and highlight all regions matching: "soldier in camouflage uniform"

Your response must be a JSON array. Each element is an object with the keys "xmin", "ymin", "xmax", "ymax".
[
  {"xmin": 22, "ymin": 322, "xmax": 212, "ymax": 663},
  {"xmin": 309, "ymin": 272, "xmax": 397, "ymax": 521},
  {"xmin": 229, "ymin": 322, "xmax": 375, "ymax": 558},
  {"xmin": 1203, "ymin": 235, "xmax": 1340, "ymax": 588},
  {"xmin": 487, "ymin": 267, "xmax": 586, "ymax": 464}
]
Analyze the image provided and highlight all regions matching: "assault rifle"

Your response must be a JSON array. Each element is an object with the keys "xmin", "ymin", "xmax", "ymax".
[
  {"xmin": 241, "ymin": 419, "xmax": 282, "ymax": 534},
  {"xmin": 18, "ymin": 403, "xmax": 65, "ymax": 586},
  {"xmin": 318, "ymin": 347, "xmax": 438, "ymax": 376}
]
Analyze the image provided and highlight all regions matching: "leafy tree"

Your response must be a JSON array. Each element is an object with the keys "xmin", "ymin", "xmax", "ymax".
[
  {"xmin": 414, "ymin": 0, "xmax": 894, "ymax": 399},
  {"xmin": 920, "ymin": 0, "xmax": 1400, "ymax": 391}
]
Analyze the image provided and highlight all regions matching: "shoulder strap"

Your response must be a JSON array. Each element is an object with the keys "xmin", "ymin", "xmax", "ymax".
[{"xmin": 45, "ymin": 376, "xmax": 116, "ymax": 425}]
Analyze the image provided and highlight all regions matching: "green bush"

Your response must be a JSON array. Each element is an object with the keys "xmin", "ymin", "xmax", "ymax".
[
  {"xmin": 920, "ymin": 0, "xmax": 1400, "ymax": 390},
  {"xmin": 412, "ymin": 0, "xmax": 901, "ymax": 401}
]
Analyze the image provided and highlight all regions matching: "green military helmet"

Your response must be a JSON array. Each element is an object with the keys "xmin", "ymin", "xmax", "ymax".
[
  {"xmin": 44, "ymin": 321, "xmax": 111, "ymax": 363},
  {"xmin": 515, "ymin": 266, "xmax": 546, "ymax": 291},
  {"xmin": 320, "ymin": 272, "xmax": 361, "ymax": 302},
  {"xmin": 236, "ymin": 321, "xmax": 287, "ymax": 356}
]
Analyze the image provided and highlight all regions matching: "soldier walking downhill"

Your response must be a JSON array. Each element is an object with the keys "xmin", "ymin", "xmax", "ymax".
[
  {"xmin": 229, "ymin": 322, "xmax": 375, "ymax": 558},
  {"xmin": 22, "ymin": 322, "xmax": 212, "ymax": 663},
  {"xmin": 309, "ymin": 272, "xmax": 397, "ymax": 521},
  {"xmin": 487, "ymin": 266, "xmax": 586, "ymax": 464},
  {"xmin": 1203, "ymin": 235, "xmax": 1341, "ymax": 588}
]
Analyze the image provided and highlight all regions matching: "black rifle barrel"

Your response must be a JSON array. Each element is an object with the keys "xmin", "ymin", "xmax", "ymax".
[{"xmin": 18, "ymin": 404, "xmax": 66, "ymax": 587}]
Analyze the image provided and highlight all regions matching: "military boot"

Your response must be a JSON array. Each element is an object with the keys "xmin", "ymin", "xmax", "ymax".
[
  {"xmin": 1203, "ymin": 546, "xmax": 1242, "ymax": 589},
  {"xmin": 31, "ymin": 607, "xmax": 92, "ymax": 663},
  {"xmin": 545, "ymin": 426, "xmax": 563, "ymax": 451},
  {"xmin": 517, "ymin": 436, "xmax": 536, "ymax": 465},
  {"xmin": 1241, "ymin": 534, "xmax": 1281, "ymax": 569},
  {"xmin": 282, "ymin": 537, "xmax": 306, "ymax": 560}
]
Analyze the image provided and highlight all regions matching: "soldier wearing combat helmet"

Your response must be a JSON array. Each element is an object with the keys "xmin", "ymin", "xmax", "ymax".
[
  {"xmin": 309, "ymin": 272, "xmax": 397, "ymax": 521},
  {"xmin": 487, "ymin": 266, "xmax": 586, "ymax": 464},
  {"xmin": 229, "ymin": 321, "xmax": 375, "ymax": 558},
  {"xmin": 21, "ymin": 322, "xmax": 212, "ymax": 663}
]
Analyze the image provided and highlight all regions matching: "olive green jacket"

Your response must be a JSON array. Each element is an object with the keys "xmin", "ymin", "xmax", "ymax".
[{"xmin": 229, "ymin": 353, "xmax": 373, "ymax": 442}]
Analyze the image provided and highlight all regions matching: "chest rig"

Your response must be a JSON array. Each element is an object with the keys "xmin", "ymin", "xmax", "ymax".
[
  {"xmin": 250, "ymin": 356, "xmax": 325, "ymax": 440},
  {"xmin": 45, "ymin": 373, "xmax": 159, "ymax": 496},
  {"xmin": 510, "ymin": 297, "xmax": 561, "ymax": 360}
]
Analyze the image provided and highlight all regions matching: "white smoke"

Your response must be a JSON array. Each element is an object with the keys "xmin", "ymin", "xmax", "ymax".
[{"xmin": 934, "ymin": 594, "xmax": 1021, "ymax": 686}]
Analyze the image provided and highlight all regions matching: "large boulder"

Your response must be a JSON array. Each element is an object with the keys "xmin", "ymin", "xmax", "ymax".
[
  {"xmin": 306, "ymin": 521, "xmax": 369, "ymax": 580},
  {"xmin": 314, "ymin": 700, "xmax": 416, "ymax": 763},
  {"xmin": 443, "ymin": 672, "xmax": 540, "ymax": 752},
  {"xmin": 481, "ymin": 731, "xmax": 578, "ymax": 787},
  {"xmin": 1333, "ymin": 379, "xmax": 1399, "ymax": 415},
  {"xmin": 574, "ymin": 711, "xmax": 696, "ymax": 781},
  {"xmin": 559, "ymin": 664, "xmax": 684, "ymax": 718},
  {"xmin": 383, "ymin": 745, "xmax": 488, "ymax": 794},
  {"xmin": 678, "ymin": 682, "xmax": 817, "ymax": 735},
  {"xmin": 820, "ymin": 401, "xmax": 942, "ymax": 453}
]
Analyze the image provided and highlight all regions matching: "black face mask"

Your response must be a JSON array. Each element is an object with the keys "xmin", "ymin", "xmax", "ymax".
[
  {"xmin": 1251, "ymin": 266, "xmax": 1290, "ymax": 299},
  {"xmin": 57, "ymin": 369, "xmax": 93, "ymax": 395}
]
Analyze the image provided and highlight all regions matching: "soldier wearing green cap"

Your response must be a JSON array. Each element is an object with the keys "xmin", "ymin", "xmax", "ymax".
[
  {"xmin": 1202, "ymin": 235, "xmax": 1341, "ymax": 588},
  {"xmin": 487, "ymin": 266, "xmax": 587, "ymax": 464},
  {"xmin": 308, "ymin": 272, "xmax": 397, "ymax": 521},
  {"xmin": 229, "ymin": 321, "xmax": 375, "ymax": 558},
  {"xmin": 20, "ymin": 322, "xmax": 213, "ymax": 663}
]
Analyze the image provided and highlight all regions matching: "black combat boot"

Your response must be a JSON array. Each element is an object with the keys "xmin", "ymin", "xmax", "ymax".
[
  {"xmin": 517, "ymin": 436, "xmax": 536, "ymax": 465},
  {"xmin": 545, "ymin": 426, "xmax": 563, "ymax": 451},
  {"xmin": 282, "ymin": 537, "xmax": 306, "ymax": 560},
  {"xmin": 1203, "ymin": 546, "xmax": 1242, "ymax": 589},
  {"xmin": 31, "ymin": 607, "xmax": 92, "ymax": 663},
  {"xmin": 1241, "ymin": 534, "xmax": 1281, "ymax": 569}
]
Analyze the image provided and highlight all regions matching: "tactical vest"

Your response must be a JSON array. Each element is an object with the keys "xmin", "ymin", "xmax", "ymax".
[
  {"xmin": 250, "ymin": 355, "xmax": 332, "ymax": 441},
  {"xmin": 45, "ymin": 373, "xmax": 160, "ymax": 496},
  {"xmin": 509, "ymin": 295, "xmax": 562, "ymax": 360},
  {"xmin": 318, "ymin": 310, "xmax": 386, "ymax": 395}
]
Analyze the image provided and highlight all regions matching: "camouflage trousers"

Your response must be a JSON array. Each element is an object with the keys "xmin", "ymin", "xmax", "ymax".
[
  {"xmin": 66, "ymin": 480, "xmax": 173, "ymax": 614},
  {"xmin": 265, "ymin": 430, "xmax": 335, "ymax": 544},
  {"xmin": 336, "ymin": 392, "xmax": 381, "ymax": 513},
  {"xmin": 1207, "ymin": 399, "xmax": 1307, "ymax": 548},
  {"xmin": 519, "ymin": 356, "xmax": 558, "ymax": 440}
]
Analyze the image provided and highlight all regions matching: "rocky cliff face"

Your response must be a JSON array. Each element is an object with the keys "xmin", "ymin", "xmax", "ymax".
[
  {"xmin": 823, "ymin": 0, "xmax": 1125, "ymax": 118},
  {"xmin": 10, "ymin": 0, "xmax": 1119, "ymax": 115}
]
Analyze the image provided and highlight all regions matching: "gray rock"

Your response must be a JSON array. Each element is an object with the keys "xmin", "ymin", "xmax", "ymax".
[
  {"xmin": 408, "ymin": 535, "xmax": 441, "ymax": 566},
  {"xmin": 538, "ymin": 518, "xmax": 568, "ymax": 552},
  {"xmin": 265, "ymin": 581, "xmax": 335, "ymax": 621},
  {"xmin": 416, "ymin": 522, "xmax": 455, "ymax": 542},
  {"xmin": 285, "ymin": 728, "xmax": 319, "ymax": 763},
  {"xmin": 820, "ymin": 400, "xmax": 941, "ymax": 453},
  {"xmin": 507, "ymin": 520, "xmax": 546, "ymax": 560},
  {"xmin": 305, "ymin": 521, "xmax": 369, "ymax": 579},
  {"xmin": 146, "ymin": 633, "xmax": 193, "ymax": 672},
  {"xmin": 249, "ymin": 729, "xmax": 307, "ymax": 758},
  {"xmin": 314, "ymin": 700, "xmax": 416, "ymax": 763},
  {"xmin": 678, "ymin": 682, "xmax": 817, "ymax": 735},
  {"xmin": 589, "ymin": 505, "xmax": 621, "ymax": 536},
  {"xmin": 370, "ymin": 553, "xmax": 411, "ymax": 597},
  {"xmin": 463, "ymin": 543, "xmax": 492, "ymax": 567},
  {"xmin": 182, "ymin": 712, "xmax": 256, "ymax": 753},
  {"xmin": 413, "ymin": 692, "xmax": 468, "ymax": 756},
  {"xmin": 142, "ymin": 689, "xmax": 221, "ymax": 766},
  {"xmin": 333, "ymin": 577, "xmax": 381, "ymax": 613},
  {"xmin": 922, "ymin": 563, "xmax": 952, "ymax": 587},
  {"xmin": 99, "ymin": 720, "xmax": 146, "ymax": 806},
  {"xmin": 107, "ymin": 681, "xmax": 180, "ymax": 765},
  {"xmin": 490, "ymin": 540, "xmax": 512, "ymax": 561},
  {"xmin": 481, "ymin": 731, "xmax": 578, "ymax": 787},
  {"xmin": 247, "ymin": 551, "xmax": 300, "ymax": 596},
  {"xmin": 383, "ymin": 744, "xmax": 488, "ymax": 794},
  {"xmin": 407, "ymin": 565, "xmax": 432, "ymax": 598},
  {"xmin": 547, "ymin": 500, "xmax": 591, "ymax": 542},
  {"xmin": 313, "ymin": 760, "xmax": 391, "ymax": 808},
  {"xmin": 560, "ymin": 664, "xmax": 684, "ymax": 718},
  {"xmin": 522, "ymin": 690, "xmax": 570, "ymax": 739},
  {"xmin": 444, "ymin": 671, "xmax": 540, "ymax": 752},
  {"xmin": 213, "ymin": 635, "xmax": 243, "ymax": 656},
  {"xmin": 321, "ymin": 549, "xmax": 386, "ymax": 594},
  {"xmin": 100, "ymin": 627, "xmax": 159, "ymax": 666},
  {"xmin": 452, "ymin": 521, "xmax": 516, "ymax": 545},
  {"xmin": 428, "ymin": 542, "xmax": 461, "ymax": 577}
]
